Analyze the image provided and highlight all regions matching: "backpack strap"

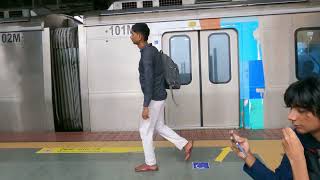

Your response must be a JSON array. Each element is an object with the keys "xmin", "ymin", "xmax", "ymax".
[{"xmin": 170, "ymin": 85, "xmax": 179, "ymax": 106}]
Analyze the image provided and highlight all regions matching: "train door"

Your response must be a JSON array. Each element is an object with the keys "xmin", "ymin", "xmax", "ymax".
[
  {"xmin": 162, "ymin": 32, "xmax": 201, "ymax": 128},
  {"xmin": 162, "ymin": 29, "xmax": 239, "ymax": 128}
]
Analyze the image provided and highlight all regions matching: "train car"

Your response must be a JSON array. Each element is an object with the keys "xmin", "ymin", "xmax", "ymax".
[
  {"xmin": 2, "ymin": 0, "xmax": 320, "ymax": 132},
  {"xmin": 78, "ymin": 0, "xmax": 320, "ymax": 131}
]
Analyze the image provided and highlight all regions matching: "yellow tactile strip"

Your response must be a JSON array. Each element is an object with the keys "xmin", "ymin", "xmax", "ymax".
[
  {"xmin": 0, "ymin": 140, "xmax": 283, "ymax": 170},
  {"xmin": 37, "ymin": 147, "xmax": 144, "ymax": 153}
]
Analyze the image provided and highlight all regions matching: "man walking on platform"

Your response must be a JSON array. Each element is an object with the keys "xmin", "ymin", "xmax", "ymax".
[{"xmin": 130, "ymin": 23, "xmax": 193, "ymax": 172}]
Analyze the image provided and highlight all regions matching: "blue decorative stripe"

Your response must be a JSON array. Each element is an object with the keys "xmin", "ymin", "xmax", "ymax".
[{"xmin": 221, "ymin": 17, "xmax": 265, "ymax": 129}]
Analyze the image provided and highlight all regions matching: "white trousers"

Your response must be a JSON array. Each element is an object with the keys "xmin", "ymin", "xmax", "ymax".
[{"xmin": 139, "ymin": 100, "xmax": 188, "ymax": 165}]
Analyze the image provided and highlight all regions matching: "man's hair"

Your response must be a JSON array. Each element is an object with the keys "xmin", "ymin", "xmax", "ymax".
[
  {"xmin": 131, "ymin": 23, "xmax": 150, "ymax": 41},
  {"xmin": 284, "ymin": 76, "xmax": 320, "ymax": 118}
]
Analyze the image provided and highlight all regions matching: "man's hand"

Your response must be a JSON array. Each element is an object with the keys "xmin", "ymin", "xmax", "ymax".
[
  {"xmin": 282, "ymin": 128, "xmax": 309, "ymax": 180},
  {"xmin": 230, "ymin": 130, "xmax": 256, "ymax": 167},
  {"xmin": 142, "ymin": 107, "xmax": 149, "ymax": 120},
  {"xmin": 282, "ymin": 128, "xmax": 305, "ymax": 162}
]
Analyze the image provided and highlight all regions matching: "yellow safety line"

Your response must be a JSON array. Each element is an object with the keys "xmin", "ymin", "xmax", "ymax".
[
  {"xmin": 214, "ymin": 147, "xmax": 232, "ymax": 162},
  {"xmin": 37, "ymin": 147, "xmax": 143, "ymax": 153}
]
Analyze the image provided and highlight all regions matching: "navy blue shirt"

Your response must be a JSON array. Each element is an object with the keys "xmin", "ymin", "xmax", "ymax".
[
  {"xmin": 138, "ymin": 44, "xmax": 167, "ymax": 107},
  {"xmin": 244, "ymin": 131, "xmax": 320, "ymax": 180}
]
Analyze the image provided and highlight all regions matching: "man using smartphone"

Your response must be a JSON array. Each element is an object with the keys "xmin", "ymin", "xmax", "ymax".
[{"xmin": 231, "ymin": 76, "xmax": 320, "ymax": 180}]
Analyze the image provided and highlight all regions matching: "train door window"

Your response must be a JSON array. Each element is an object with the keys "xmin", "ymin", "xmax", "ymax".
[
  {"xmin": 208, "ymin": 33, "xmax": 231, "ymax": 83},
  {"xmin": 169, "ymin": 35, "xmax": 192, "ymax": 85},
  {"xmin": 295, "ymin": 28, "xmax": 320, "ymax": 79}
]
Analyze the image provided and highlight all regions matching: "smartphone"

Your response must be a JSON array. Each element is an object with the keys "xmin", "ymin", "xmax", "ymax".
[{"xmin": 231, "ymin": 135, "xmax": 247, "ymax": 158}]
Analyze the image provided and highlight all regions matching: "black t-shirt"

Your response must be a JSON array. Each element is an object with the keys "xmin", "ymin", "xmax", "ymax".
[{"xmin": 297, "ymin": 132, "xmax": 320, "ymax": 180}]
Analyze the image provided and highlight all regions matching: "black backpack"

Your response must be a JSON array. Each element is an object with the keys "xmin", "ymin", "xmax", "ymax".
[{"xmin": 159, "ymin": 50, "xmax": 181, "ymax": 105}]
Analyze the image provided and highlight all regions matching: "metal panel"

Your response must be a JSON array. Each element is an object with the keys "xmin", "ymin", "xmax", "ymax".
[
  {"xmin": 0, "ymin": 30, "xmax": 53, "ymax": 132},
  {"xmin": 0, "ymin": 22, "xmax": 43, "ymax": 32},
  {"xmin": 162, "ymin": 31, "xmax": 201, "ymax": 128},
  {"xmin": 200, "ymin": 29, "xmax": 239, "ymax": 128},
  {"xmin": 86, "ymin": 26, "xmax": 142, "ymax": 131},
  {"xmin": 42, "ymin": 28, "xmax": 55, "ymax": 131},
  {"xmin": 78, "ymin": 25, "xmax": 91, "ymax": 131},
  {"xmin": 259, "ymin": 15, "xmax": 293, "ymax": 128}
]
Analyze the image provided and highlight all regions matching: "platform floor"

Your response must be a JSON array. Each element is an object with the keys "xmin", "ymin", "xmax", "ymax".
[
  {"xmin": 0, "ymin": 128, "xmax": 282, "ymax": 142},
  {"xmin": 0, "ymin": 129, "xmax": 284, "ymax": 180}
]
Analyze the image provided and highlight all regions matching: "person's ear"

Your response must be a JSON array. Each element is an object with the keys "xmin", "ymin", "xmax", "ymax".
[{"xmin": 137, "ymin": 33, "xmax": 143, "ymax": 41}]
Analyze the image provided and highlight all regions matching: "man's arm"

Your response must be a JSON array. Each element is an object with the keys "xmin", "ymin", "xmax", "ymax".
[
  {"xmin": 290, "ymin": 159, "xmax": 309, "ymax": 180},
  {"xmin": 243, "ymin": 154, "xmax": 293, "ymax": 180},
  {"xmin": 231, "ymin": 131, "xmax": 293, "ymax": 180},
  {"xmin": 141, "ymin": 48, "xmax": 154, "ymax": 108}
]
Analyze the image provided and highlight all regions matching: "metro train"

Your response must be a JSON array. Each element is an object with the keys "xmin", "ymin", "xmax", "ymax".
[{"xmin": 1, "ymin": 0, "xmax": 320, "ymax": 132}]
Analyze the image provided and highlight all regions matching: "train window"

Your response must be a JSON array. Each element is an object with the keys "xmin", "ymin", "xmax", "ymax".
[
  {"xmin": 208, "ymin": 33, "xmax": 231, "ymax": 83},
  {"xmin": 160, "ymin": 0, "xmax": 182, "ymax": 6},
  {"xmin": 122, "ymin": 2, "xmax": 137, "ymax": 9},
  {"xmin": 9, "ymin": 11, "xmax": 23, "ymax": 18},
  {"xmin": 143, "ymin": 1, "xmax": 153, "ymax": 8},
  {"xmin": 169, "ymin": 35, "xmax": 192, "ymax": 85},
  {"xmin": 295, "ymin": 28, "xmax": 320, "ymax": 79}
]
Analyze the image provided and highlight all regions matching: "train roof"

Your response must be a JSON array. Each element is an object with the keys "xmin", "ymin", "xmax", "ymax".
[
  {"xmin": 100, "ymin": 0, "xmax": 306, "ymax": 15},
  {"xmin": 83, "ymin": 0, "xmax": 320, "ymax": 26}
]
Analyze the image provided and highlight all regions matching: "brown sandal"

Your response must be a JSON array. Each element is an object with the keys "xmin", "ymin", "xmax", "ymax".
[{"xmin": 135, "ymin": 163, "xmax": 159, "ymax": 172}]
